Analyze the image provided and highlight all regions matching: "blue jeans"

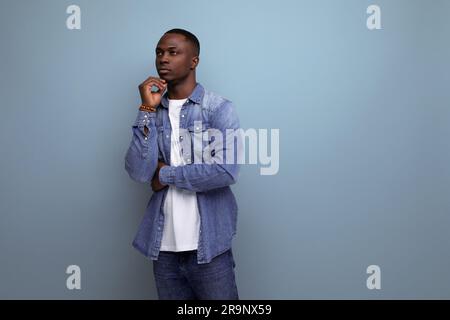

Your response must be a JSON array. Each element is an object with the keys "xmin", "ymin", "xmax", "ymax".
[{"xmin": 152, "ymin": 249, "xmax": 239, "ymax": 300}]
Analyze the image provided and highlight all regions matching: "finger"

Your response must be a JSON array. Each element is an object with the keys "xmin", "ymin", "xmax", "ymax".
[
  {"xmin": 157, "ymin": 83, "xmax": 167, "ymax": 92},
  {"xmin": 141, "ymin": 76, "xmax": 162, "ymax": 83},
  {"xmin": 142, "ymin": 77, "xmax": 166, "ymax": 87},
  {"xmin": 145, "ymin": 81, "xmax": 167, "ymax": 92},
  {"xmin": 141, "ymin": 79, "xmax": 163, "ymax": 90},
  {"xmin": 143, "ymin": 76, "xmax": 165, "ymax": 83}
]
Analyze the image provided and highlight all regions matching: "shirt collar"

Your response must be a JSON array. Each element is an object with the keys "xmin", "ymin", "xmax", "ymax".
[{"xmin": 160, "ymin": 82, "xmax": 205, "ymax": 109}]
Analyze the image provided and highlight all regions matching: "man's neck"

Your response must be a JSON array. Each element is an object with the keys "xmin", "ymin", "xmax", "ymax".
[{"xmin": 167, "ymin": 75, "xmax": 197, "ymax": 100}]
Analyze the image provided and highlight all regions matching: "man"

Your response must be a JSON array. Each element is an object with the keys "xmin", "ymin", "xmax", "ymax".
[{"xmin": 124, "ymin": 28, "xmax": 241, "ymax": 300}]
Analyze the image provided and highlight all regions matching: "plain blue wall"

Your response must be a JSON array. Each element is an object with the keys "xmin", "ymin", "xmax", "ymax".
[{"xmin": 0, "ymin": 0, "xmax": 449, "ymax": 299}]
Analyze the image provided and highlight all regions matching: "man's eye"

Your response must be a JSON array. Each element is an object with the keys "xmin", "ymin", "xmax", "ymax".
[{"xmin": 170, "ymin": 51, "xmax": 177, "ymax": 55}]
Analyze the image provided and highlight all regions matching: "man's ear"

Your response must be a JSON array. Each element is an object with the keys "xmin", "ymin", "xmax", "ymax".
[{"xmin": 191, "ymin": 56, "xmax": 199, "ymax": 70}]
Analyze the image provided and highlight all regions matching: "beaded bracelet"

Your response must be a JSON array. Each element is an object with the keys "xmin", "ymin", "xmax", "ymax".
[{"xmin": 139, "ymin": 104, "xmax": 157, "ymax": 112}]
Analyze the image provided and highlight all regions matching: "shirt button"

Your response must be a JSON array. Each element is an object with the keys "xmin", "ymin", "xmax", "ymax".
[
  {"xmin": 158, "ymin": 227, "xmax": 161, "ymax": 230},
  {"xmin": 179, "ymin": 136, "xmax": 183, "ymax": 141},
  {"xmin": 181, "ymin": 114, "xmax": 185, "ymax": 118},
  {"xmin": 166, "ymin": 135, "xmax": 169, "ymax": 138},
  {"xmin": 144, "ymin": 137, "xmax": 147, "ymax": 140},
  {"xmin": 144, "ymin": 115, "xmax": 147, "ymax": 118}
]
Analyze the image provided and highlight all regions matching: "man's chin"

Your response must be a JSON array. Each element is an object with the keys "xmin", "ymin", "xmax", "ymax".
[{"xmin": 158, "ymin": 73, "xmax": 171, "ymax": 81}]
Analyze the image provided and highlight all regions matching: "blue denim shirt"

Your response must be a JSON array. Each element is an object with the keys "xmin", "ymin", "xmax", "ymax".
[{"xmin": 124, "ymin": 82, "xmax": 241, "ymax": 264}]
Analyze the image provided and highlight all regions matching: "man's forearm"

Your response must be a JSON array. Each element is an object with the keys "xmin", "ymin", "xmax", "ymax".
[
  {"xmin": 159, "ymin": 163, "xmax": 239, "ymax": 192},
  {"xmin": 124, "ymin": 110, "xmax": 159, "ymax": 183}
]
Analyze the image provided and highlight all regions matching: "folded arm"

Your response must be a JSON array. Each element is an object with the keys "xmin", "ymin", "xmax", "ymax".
[{"xmin": 158, "ymin": 100, "xmax": 242, "ymax": 192}]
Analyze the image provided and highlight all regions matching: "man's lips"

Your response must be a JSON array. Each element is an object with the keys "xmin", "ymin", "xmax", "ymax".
[{"xmin": 158, "ymin": 68, "xmax": 171, "ymax": 73}]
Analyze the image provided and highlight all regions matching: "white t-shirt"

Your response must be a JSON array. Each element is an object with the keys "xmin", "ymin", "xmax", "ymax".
[{"xmin": 160, "ymin": 98, "xmax": 201, "ymax": 252}]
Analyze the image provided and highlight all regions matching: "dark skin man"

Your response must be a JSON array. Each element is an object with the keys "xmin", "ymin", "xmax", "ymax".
[{"xmin": 138, "ymin": 32, "xmax": 200, "ymax": 192}]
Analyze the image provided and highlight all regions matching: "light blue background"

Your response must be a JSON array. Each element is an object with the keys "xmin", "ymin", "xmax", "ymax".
[{"xmin": 1, "ymin": 0, "xmax": 449, "ymax": 299}]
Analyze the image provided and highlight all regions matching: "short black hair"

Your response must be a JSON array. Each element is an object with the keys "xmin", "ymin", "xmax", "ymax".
[{"xmin": 164, "ymin": 28, "xmax": 200, "ymax": 56}]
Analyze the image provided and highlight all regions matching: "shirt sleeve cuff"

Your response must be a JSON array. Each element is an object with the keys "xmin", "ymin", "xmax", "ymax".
[
  {"xmin": 133, "ymin": 110, "xmax": 156, "ymax": 135},
  {"xmin": 133, "ymin": 110, "xmax": 156, "ymax": 125},
  {"xmin": 159, "ymin": 166, "xmax": 176, "ymax": 185}
]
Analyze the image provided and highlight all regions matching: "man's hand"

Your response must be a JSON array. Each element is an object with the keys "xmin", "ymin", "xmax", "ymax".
[
  {"xmin": 151, "ymin": 161, "xmax": 168, "ymax": 192},
  {"xmin": 139, "ymin": 76, "xmax": 167, "ymax": 108}
]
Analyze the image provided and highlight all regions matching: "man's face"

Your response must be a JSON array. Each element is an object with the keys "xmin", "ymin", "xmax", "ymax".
[{"xmin": 155, "ymin": 33, "xmax": 198, "ymax": 82}]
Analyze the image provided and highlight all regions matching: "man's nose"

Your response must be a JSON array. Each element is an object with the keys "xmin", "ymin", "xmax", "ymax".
[{"xmin": 159, "ymin": 52, "xmax": 170, "ymax": 63}]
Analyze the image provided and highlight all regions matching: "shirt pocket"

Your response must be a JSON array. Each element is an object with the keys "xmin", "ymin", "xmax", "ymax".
[{"xmin": 185, "ymin": 122, "xmax": 212, "ymax": 164}]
